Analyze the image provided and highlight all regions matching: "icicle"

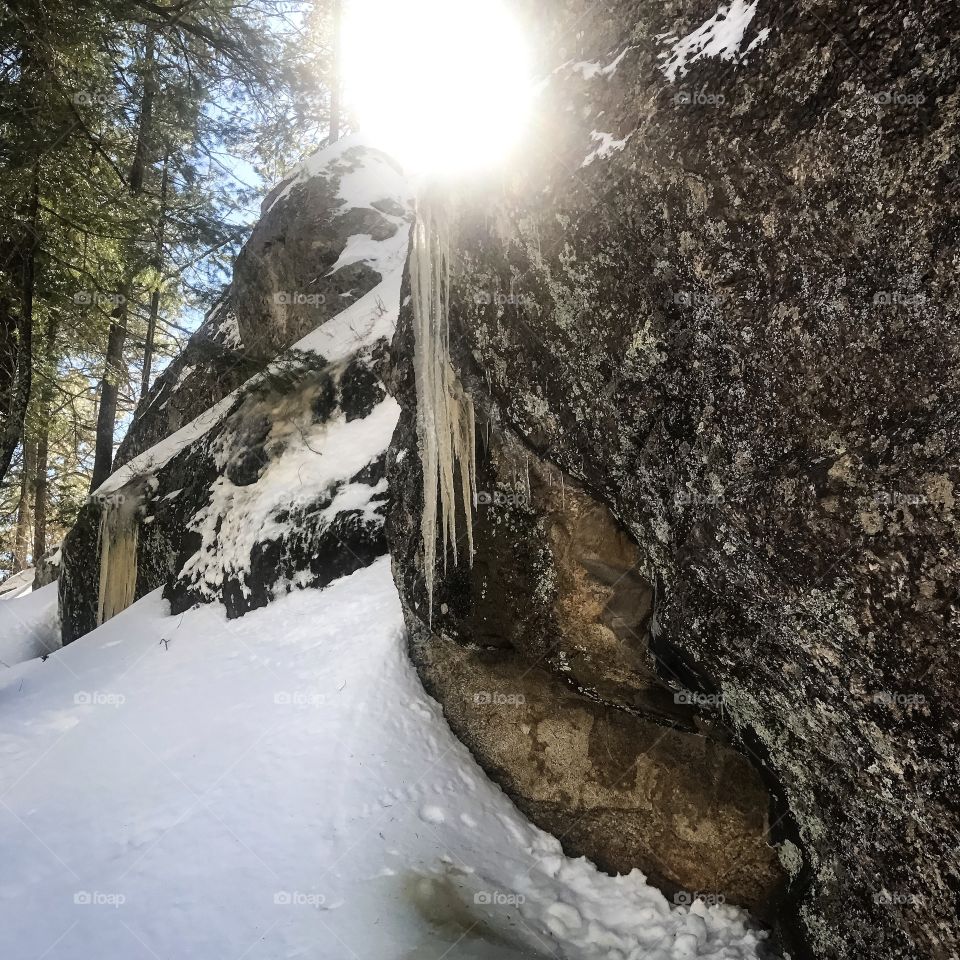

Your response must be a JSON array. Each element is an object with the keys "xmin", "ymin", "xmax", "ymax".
[
  {"xmin": 96, "ymin": 495, "xmax": 139, "ymax": 626},
  {"xmin": 410, "ymin": 196, "xmax": 477, "ymax": 622}
]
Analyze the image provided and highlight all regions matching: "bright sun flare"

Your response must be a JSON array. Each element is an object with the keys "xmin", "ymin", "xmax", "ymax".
[{"xmin": 342, "ymin": 0, "xmax": 534, "ymax": 177}]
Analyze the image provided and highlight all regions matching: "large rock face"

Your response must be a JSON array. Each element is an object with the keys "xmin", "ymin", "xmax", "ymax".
[
  {"xmin": 388, "ymin": 1, "xmax": 960, "ymax": 958},
  {"xmin": 388, "ymin": 366, "xmax": 786, "ymax": 918}
]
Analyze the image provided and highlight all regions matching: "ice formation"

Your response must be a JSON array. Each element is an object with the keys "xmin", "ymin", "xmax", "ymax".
[
  {"xmin": 409, "ymin": 197, "xmax": 477, "ymax": 619},
  {"xmin": 96, "ymin": 496, "xmax": 139, "ymax": 626}
]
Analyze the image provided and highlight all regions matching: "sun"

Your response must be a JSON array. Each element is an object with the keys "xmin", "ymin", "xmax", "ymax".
[{"xmin": 341, "ymin": 0, "xmax": 534, "ymax": 178}]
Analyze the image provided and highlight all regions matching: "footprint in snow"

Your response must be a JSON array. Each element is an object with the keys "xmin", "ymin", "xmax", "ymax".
[{"xmin": 419, "ymin": 804, "xmax": 446, "ymax": 824}]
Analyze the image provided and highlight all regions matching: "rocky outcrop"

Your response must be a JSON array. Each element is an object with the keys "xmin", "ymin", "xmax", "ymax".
[
  {"xmin": 116, "ymin": 139, "xmax": 409, "ymax": 467},
  {"xmin": 60, "ymin": 140, "xmax": 412, "ymax": 643},
  {"xmin": 387, "ymin": 1, "xmax": 960, "ymax": 958},
  {"xmin": 54, "ymin": 5, "xmax": 959, "ymax": 954}
]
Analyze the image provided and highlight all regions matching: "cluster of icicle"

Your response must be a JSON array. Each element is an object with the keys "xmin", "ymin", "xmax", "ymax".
[
  {"xmin": 96, "ymin": 496, "xmax": 139, "ymax": 626},
  {"xmin": 409, "ymin": 197, "xmax": 477, "ymax": 621}
]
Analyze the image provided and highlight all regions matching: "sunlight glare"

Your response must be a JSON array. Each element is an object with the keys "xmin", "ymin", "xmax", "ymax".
[{"xmin": 342, "ymin": 0, "xmax": 533, "ymax": 177}]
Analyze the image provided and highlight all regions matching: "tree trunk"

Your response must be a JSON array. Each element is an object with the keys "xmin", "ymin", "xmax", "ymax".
[
  {"xmin": 0, "ymin": 158, "xmax": 41, "ymax": 488},
  {"xmin": 32, "ymin": 313, "xmax": 57, "ymax": 562},
  {"xmin": 90, "ymin": 301, "xmax": 129, "ymax": 490},
  {"xmin": 328, "ymin": 0, "xmax": 342, "ymax": 143},
  {"xmin": 140, "ymin": 153, "xmax": 169, "ymax": 403},
  {"xmin": 33, "ymin": 422, "xmax": 48, "ymax": 562},
  {"xmin": 89, "ymin": 30, "xmax": 156, "ymax": 490},
  {"xmin": 13, "ymin": 435, "xmax": 36, "ymax": 570}
]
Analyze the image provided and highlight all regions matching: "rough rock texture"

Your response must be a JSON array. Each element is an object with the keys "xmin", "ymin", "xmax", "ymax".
[
  {"xmin": 31, "ymin": 546, "xmax": 60, "ymax": 591},
  {"xmin": 389, "ymin": 288, "xmax": 786, "ymax": 920},
  {"xmin": 114, "ymin": 294, "xmax": 261, "ymax": 468},
  {"xmin": 388, "ymin": 1, "xmax": 960, "ymax": 958}
]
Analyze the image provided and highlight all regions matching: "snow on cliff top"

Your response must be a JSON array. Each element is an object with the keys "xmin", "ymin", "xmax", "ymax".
[{"xmin": 0, "ymin": 560, "xmax": 773, "ymax": 960}]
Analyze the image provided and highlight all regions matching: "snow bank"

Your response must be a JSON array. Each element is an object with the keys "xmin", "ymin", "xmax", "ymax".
[
  {"xmin": 0, "ymin": 560, "xmax": 772, "ymax": 960},
  {"xmin": 0, "ymin": 581, "xmax": 60, "ymax": 667},
  {"xmin": 0, "ymin": 567, "xmax": 35, "ymax": 599}
]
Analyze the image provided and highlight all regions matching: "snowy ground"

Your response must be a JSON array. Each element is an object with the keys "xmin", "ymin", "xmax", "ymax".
[
  {"xmin": 0, "ymin": 581, "xmax": 60, "ymax": 668},
  {"xmin": 0, "ymin": 560, "xmax": 773, "ymax": 960},
  {"xmin": 0, "ymin": 568, "xmax": 36, "ymax": 600}
]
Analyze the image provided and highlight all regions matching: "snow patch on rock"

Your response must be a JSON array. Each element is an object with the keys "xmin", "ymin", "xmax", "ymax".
[
  {"xmin": 582, "ymin": 130, "xmax": 634, "ymax": 167},
  {"xmin": 659, "ymin": 0, "xmax": 768, "ymax": 81}
]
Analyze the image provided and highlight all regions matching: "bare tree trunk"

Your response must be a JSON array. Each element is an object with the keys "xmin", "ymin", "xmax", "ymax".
[
  {"xmin": 32, "ymin": 313, "xmax": 57, "ymax": 562},
  {"xmin": 90, "ymin": 301, "xmax": 129, "ymax": 490},
  {"xmin": 140, "ymin": 153, "xmax": 168, "ymax": 403},
  {"xmin": 0, "ymin": 158, "xmax": 40, "ymax": 488},
  {"xmin": 33, "ymin": 423, "xmax": 48, "ymax": 561},
  {"xmin": 13, "ymin": 435, "xmax": 36, "ymax": 569},
  {"xmin": 90, "ymin": 30, "xmax": 156, "ymax": 490},
  {"xmin": 328, "ymin": 0, "xmax": 342, "ymax": 143}
]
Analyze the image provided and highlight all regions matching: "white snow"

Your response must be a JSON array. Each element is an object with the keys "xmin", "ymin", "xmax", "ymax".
[
  {"xmin": 0, "ymin": 559, "xmax": 773, "ymax": 960},
  {"xmin": 96, "ymin": 390, "xmax": 240, "ymax": 497},
  {"xmin": 582, "ymin": 130, "xmax": 634, "ymax": 167},
  {"xmin": 172, "ymin": 363, "xmax": 196, "ymax": 390},
  {"xmin": 659, "ymin": 0, "xmax": 766, "ymax": 82},
  {"xmin": 180, "ymin": 396, "xmax": 399, "ymax": 599},
  {"xmin": 571, "ymin": 46, "xmax": 634, "ymax": 81},
  {"xmin": 0, "ymin": 567, "xmax": 35, "ymax": 599},
  {"xmin": 0, "ymin": 581, "xmax": 60, "ymax": 667},
  {"xmin": 266, "ymin": 133, "xmax": 411, "ymax": 217}
]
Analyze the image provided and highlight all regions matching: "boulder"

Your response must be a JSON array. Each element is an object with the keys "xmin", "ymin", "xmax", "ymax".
[
  {"xmin": 388, "ymin": 1, "xmax": 960, "ymax": 957},
  {"xmin": 60, "ymin": 140, "xmax": 412, "ymax": 643}
]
